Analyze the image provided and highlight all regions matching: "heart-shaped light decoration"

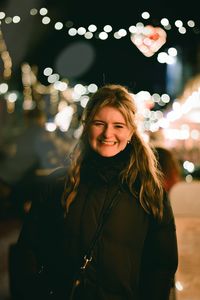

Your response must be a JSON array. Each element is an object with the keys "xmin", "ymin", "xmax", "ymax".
[{"xmin": 131, "ymin": 25, "xmax": 167, "ymax": 57}]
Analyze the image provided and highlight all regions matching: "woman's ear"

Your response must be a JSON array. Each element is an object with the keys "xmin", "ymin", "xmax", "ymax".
[{"xmin": 128, "ymin": 132, "xmax": 134, "ymax": 142}]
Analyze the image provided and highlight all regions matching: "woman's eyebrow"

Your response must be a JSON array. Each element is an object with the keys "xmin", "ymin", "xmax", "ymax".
[
  {"xmin": 113, "ymin": 122, "xmax": 126, "ymax": 125},
  {"xmin": 93, "ymin": 119, "xmax": 126, "ymax": 125},
  {"xmin": 92, "ymin": 119, "xmax": 104, "ymax": 122}
]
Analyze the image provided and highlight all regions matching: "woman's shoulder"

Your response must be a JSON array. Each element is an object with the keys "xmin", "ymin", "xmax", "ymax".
[
  {"xmin": 28, "ymin": 166, "xmax": 67, "ymax": 212},
  {"xmin": 42, "ymin": 166, "xmax": 67, "ymax": 197}
]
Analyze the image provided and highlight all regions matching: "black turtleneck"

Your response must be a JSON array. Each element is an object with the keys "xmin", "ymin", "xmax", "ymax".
[{"xmin": 81, "ymin": 144, "xmax": 132, "ymax": 183}]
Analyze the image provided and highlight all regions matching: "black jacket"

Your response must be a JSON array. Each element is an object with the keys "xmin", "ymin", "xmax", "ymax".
[{"xmin": 13, "ymin": 146, "xmax": 178, "ymax": 300}]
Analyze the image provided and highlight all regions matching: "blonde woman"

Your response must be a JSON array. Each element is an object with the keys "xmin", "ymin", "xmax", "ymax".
[{"xmin": 15, "ymin": 84, "xmax": 178, "ymax": 300}]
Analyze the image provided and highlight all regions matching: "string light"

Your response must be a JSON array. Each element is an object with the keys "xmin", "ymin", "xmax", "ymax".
[
  {"xmin": 0, "ymin": 8, "xmax": 199, "ymax": 145},
  {"xmin": 0, "ymin": 7, "xmax": 199, "ymax": 41}
]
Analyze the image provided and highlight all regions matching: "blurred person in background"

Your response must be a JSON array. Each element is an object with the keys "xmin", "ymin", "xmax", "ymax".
[
  {"xmin": 154, "ymin": 146, "xmax": 182, "ymax": 300},
  {"xmin": 13, "ymin": 84, "xmax": 178, "ymax": 300},
  {"xmin": 155, "ymin": 146, "xmax": 182, "ymax": 193},
  {"xmin": 0, "ymin": 108, "xmax": 63, "ymax": 217}
]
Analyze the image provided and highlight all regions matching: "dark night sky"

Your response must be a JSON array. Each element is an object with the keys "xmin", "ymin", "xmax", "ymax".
[{"xmin": 1, "ymin": 0, "xmax": 200, "ymax": 95}]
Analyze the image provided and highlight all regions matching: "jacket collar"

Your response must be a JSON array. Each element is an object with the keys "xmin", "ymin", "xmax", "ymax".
[{"xmin": 81, "ymin": 145, "xmax": 131, "ymax": 183}]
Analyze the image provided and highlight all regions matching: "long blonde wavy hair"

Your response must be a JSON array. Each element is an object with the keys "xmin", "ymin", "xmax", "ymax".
[{"xmin": 62, "ymin": 84, "xmax": 164, "ymax": 219}]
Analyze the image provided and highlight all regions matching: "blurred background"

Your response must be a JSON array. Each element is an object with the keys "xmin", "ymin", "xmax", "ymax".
[{"xmin": 0, "ymin": 0, "xmax": 200, "ymax": 299}]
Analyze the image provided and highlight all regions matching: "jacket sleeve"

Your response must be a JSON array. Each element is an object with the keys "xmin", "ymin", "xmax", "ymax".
[
  {"xmin": 9, "ymin": 168, "xmax": 67, "ymax": 300},
  {"xmin": 140, "ymin": 193, "xmax": 178, "ymax": 300}
]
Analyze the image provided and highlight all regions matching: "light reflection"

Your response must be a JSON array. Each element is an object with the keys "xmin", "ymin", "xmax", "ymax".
[
  {"xmin": 152, "ymin": 93, "xmax": 160, "ymax": 102},
  {"xmin": 55, "ymin": 22, "xmax": 63, "ymax": 30},
  {"xmin": 5, "ymin": 17, "xmax": 12, "ymax": 24},
  {"xmin": 161, "ymin": 18, "xmax": 169, "ymax": 26},
  {"xmin": 185, "ymin": 174, "xmax": 193, "ymax": 183},
  {"xmin": 45, "ymin": 122, "xmax": 57, "ymax": 132},
  {"xmin": 77, "ymin": 27, "xmax": 86, "ymax": 35},
  {"xmin": 157, "ymin": 52, "xmax": 168, "ymax": 63},
  {"xmin": 84, "ymin": 32, "xmax": 93, "ymax": 39},
  {"xmin": 99, "ymin": 32, "xmax": 108, "ymax": 40},
  {"xmin": 68, "ymin": 28, "xmax": 77, "ymax": 36},
  {"xmin": 178, "ymin": 27, "xmax": 186, "ymax": 34},
  {"xmin": 88, "ymin": 24, "xmax": 97, "ymax": 32},
  {"xmin": 168, "ymin": 47, "xmax": 177, "ymax": 56},
  {"xmin": 80, "ymin": 96, "xmax": 89, "ymax": 108},
  {"xmin": 54, "ymin": 81, "xmax": 68, "ymax": 91},
  {"xmin": 88, "ymin": 83, "xmax": 98, "ymax": 93},
  {"xmin": 39, "ymin": 8, "xmax": 48, "ymax": 16},
  {"xmin": 6, "ymin": 92, "xmax": 17, "ymax": 102},
  {"xmin": 30, "ymin": 9, "xmax": 38, "ymax": 15},
  {"xmin": 73, "ymin": 125, "xmax": 83, "ymax": 139},
  {"xmin": 129, "ymin": 26, "xmax": 137, "ymax": 33},
  {"xmin": 166, "ymin": 56, "xmax": 176, "ymax": 64},
  {"xmin": 141, "ymin": 12, "xmax": 150, "ymax": 19},
  {"xmin": 74, "ymin": 84, "xmax": 87, "ymax": 96},
  {"xmin": 13, "ymin": 16, "xmax": 20, "ymax": 23},
  {"xmin": 0, "ymin": 83, "xmax": 8, "ymax": 94},
  {"xmin": 55, "ymin": 106, "xmax": 74, "ymax": 132},
  {"xmin": 48, "ymin": 74, "xmax": 60, "ymax": 84},
  {"xmin": 136, "ymin": 22, "xmax": 144, "ymax": 30},
  {"xmin": 0, "ymin": 12, "xmax": 6, "ymax": 19},
  {"xmin": 175, "ymin": 20, "xmax": 183, "ymax": 28},
  {"xmin": 187, "ymin": 20, "xmax": 195, "ymax": 27},
  {"xmin": 118, "ymin": 29, "xmax": 127, "ymax": 37},
  {"xmin": 104, "ymin": 25, "xmax": 112, "ymax": 32},
  {"xmin": 43, "ymin": 67, "xmax": 53, "ymax": 76},
  {"xmin": 175, "ymin": 281, "xmax": 183, "ymax": 291},
  {"xmin": 183, "ymin": 160, "xmax": 195, "ymax": 173},
  {"xmin": 42, "ymin": 17, "xmax": 50, "ymax": 25},
  {"xmin": 163, "ymin": 24, "xmax": 171, "ymax": 30}
]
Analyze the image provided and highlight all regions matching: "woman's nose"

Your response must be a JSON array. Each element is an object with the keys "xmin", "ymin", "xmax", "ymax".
[{"xmin": 102, "ymin": 125, "xmax": 113, "ymax": 138}]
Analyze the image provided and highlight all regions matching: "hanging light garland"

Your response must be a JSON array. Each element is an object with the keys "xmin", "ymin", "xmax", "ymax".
[
  {"xmin": 0, "ymin": 7, "xmax": 199, "ymax": 135},
  {"xmin": 0, "ymin": 7, "xmax": 199, "ymax": 40}
]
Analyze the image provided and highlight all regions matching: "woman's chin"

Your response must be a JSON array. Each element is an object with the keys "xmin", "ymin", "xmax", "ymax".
[{"xmin": 96, "ymin": 147, "xmax": 119, "ymax": 157}]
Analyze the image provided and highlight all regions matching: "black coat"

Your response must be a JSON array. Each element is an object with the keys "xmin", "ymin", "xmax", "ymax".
[{"xmin": 13, "ymin": 147, "xmax": 178, "ymax": 300}]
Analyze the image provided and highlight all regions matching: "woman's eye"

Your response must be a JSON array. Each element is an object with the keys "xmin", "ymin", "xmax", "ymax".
[{"xmin": 115, "ymin": 125, "xmax": 124, "ymax": 128}]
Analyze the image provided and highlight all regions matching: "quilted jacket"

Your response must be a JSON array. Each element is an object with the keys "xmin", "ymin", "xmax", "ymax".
[{"xmin": 14, "ymin": 146, "xmax": 178, "ymax": 300}]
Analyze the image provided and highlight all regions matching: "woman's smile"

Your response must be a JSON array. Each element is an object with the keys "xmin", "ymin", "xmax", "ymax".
[{"xmin": 98, "ymin": 139, "xmax": 117, "ymax": 145}]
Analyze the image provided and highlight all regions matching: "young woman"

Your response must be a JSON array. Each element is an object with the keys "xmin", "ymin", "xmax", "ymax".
[{"xmin": 14, "ymin": 84, "xmax": 178, "ymax": 300}]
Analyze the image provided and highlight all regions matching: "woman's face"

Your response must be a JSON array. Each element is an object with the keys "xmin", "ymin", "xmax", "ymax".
[{"xmin": 88, "ymin": 105, "xmax": 132, "ymax": 157}]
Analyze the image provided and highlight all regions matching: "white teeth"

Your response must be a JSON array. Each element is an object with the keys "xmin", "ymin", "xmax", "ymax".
[{"xmin": 101, "ymin": 141, "xmax": 116, "ymax": 145}]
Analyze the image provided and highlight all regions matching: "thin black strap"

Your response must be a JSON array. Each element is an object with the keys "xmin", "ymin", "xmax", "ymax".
[
  {"xmin": 81, "ymin": 188, "xmax": 121, "ymax": 270},
  {"xmin": 69, "ymin": 189, "xmax": 121, "ymax": 300}
]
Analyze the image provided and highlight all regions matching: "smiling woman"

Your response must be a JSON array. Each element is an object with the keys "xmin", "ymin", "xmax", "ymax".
[
  {"xmin": 88, "ymin": 106, "xmax": 132, "ymax": 157},
  {"xmin": 14, "ymin": 84, "xmax": 178, "ymax": 300}
]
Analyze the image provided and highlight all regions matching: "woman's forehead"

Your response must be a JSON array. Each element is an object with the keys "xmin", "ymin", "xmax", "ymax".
[{"xmin": 94, "ymin": 105, "xmax": 124, "ymax": 117}]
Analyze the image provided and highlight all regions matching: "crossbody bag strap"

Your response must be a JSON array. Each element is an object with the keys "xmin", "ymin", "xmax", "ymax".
[
  {"xmin": 69, "ymin": 188, "xmax": 121, "ymax": 300},
  {"xmin": 81, "ymin": 188, "xmax": 121, "ymax": 269}
]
